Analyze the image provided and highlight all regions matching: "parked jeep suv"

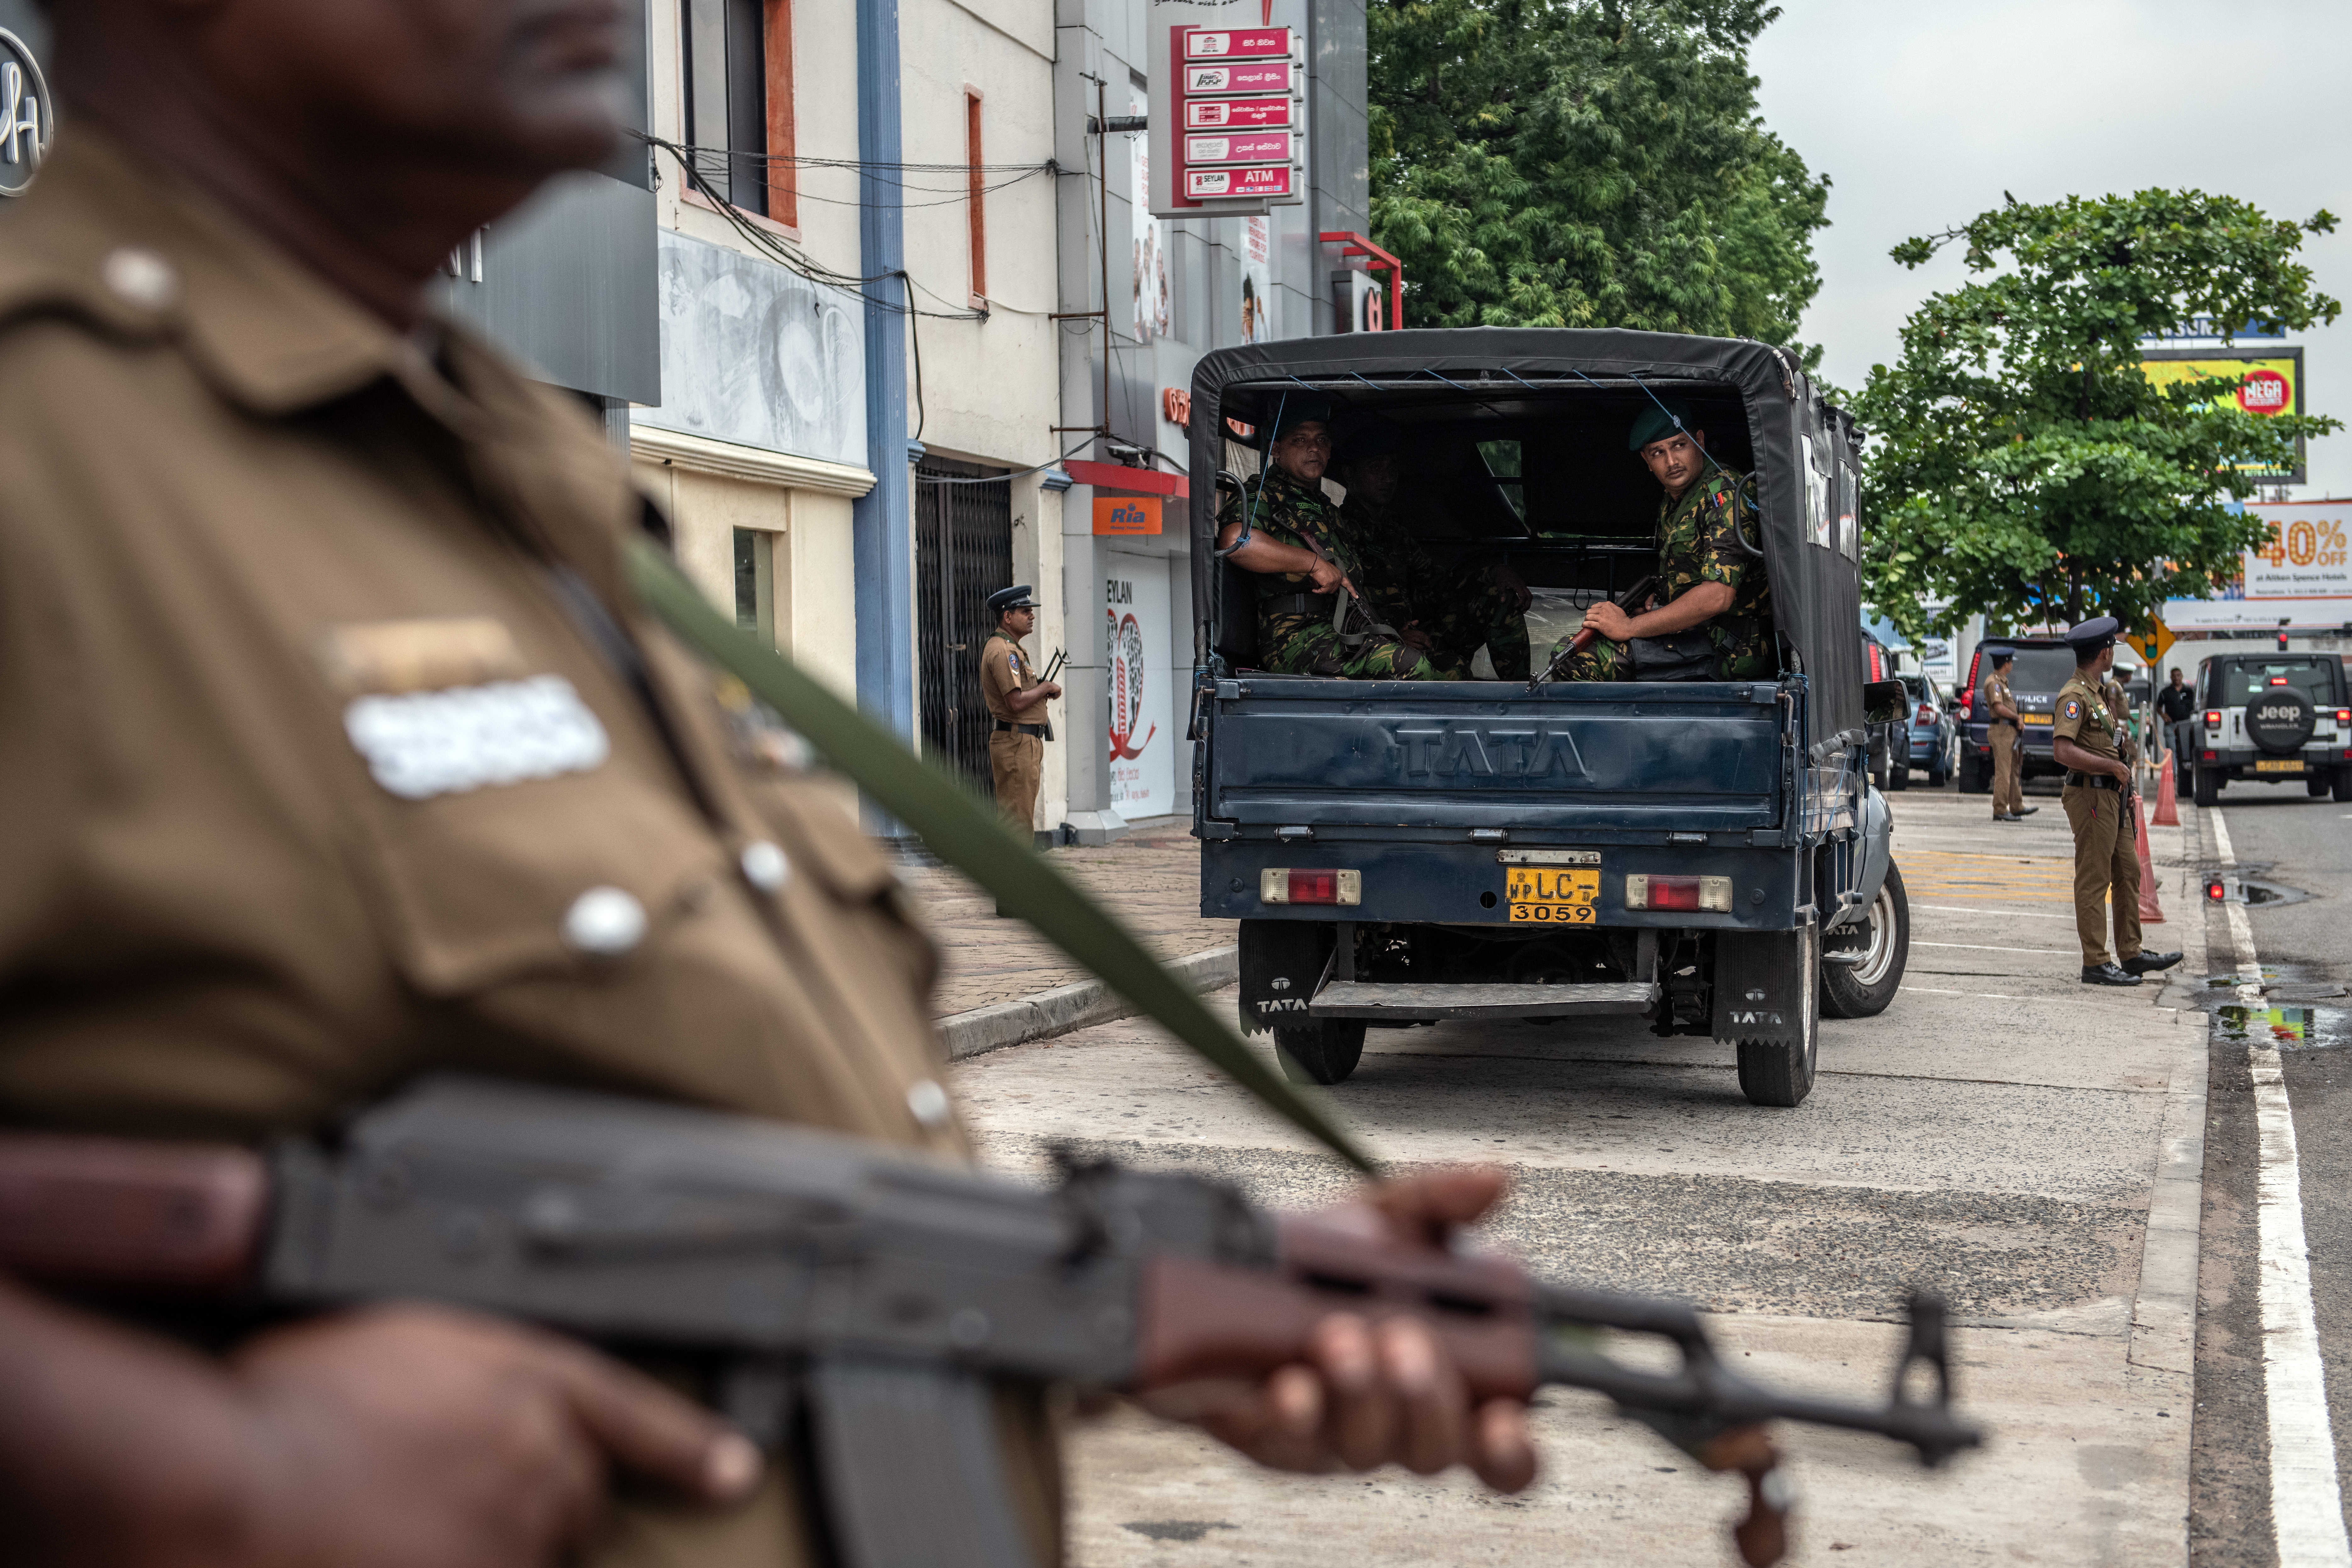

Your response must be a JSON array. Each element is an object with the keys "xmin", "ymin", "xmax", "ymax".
[{"xmin": 2190, "ymin": 653, "xmax": 2352, "ymax": 805}]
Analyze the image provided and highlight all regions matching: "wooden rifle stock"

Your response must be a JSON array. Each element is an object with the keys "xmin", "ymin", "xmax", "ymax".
[{"xmin": 0, "ymin": 1133, "xmax": 266, "ymax": 1292}]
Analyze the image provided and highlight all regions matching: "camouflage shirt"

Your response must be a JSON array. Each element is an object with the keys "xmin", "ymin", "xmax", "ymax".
[
  {"xmin": 1344, "ymin": 501, "xmax": 1435, "ymax": 631},
  {"xmin": 1655, "ymin": 465, "xmax": 1771, "ymax": 673},
  {"xmin": 1219, "ymin": 463, "xmax": 1364, "ymax": 646}
]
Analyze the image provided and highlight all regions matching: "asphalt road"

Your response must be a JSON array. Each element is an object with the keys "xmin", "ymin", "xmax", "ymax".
[
  {"xmin": 2185, "ymin": 774, "xmax": 2352, "ymax": 1567},
  {"xmin": 951, "ymin": 785, "xmax": 2207, "ymax": 1566}
]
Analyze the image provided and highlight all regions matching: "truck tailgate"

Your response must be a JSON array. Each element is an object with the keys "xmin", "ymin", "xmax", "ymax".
[{"xmin": 1206, "ymin": 678, "xmax": 1785, "ymax": 833}]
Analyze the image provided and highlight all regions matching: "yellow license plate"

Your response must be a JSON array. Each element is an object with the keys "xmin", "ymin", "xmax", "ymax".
[
  {"xmin": 2020, "ymin": 714, "xmax": 2052, "ymax": 726},
  {"xmin": 2256, "ymin": 759, "xmax": 2305, "ymax": 773},
  {"xmin": 1506, "ymin": 867, "xmax": 1599, "ymax": 924}
]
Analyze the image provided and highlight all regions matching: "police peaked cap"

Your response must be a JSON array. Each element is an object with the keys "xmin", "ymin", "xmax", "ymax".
[
  {"xmin": 2065, "ymin": 616, "xmax": 2120, "ymax": 655},
  {"xmin": 1982, "ymin": 644, "xmax": 2015, "ymax": 666},
  {"xmin": 985, "ymin": 585, "xmax": 1037, "ymax": 618},
  {"xmin": 1629, "ymin": 398, "xmax": 1699, "ymax": 452}
]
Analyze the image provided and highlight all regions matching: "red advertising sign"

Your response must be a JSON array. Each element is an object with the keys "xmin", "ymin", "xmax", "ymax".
[
  {"xmin": 1184, "ymin": 131, "xmax": 1292, "ymax": 165},
  {"xmin": 1184, "ymin": 27, "xmax": 1290, "ymax": 59},
  {"xmin": 1185, "ymin": 94, "xmax": 1293, "ymax": 130},
  {"xmin": 1186, "ymin": 165, "xmax": 1293, "ymax": 199},
  {"xmin": 2240, "ymin": 368, "xmax": 2291, "ymax": 414},
  {"xmin": 1184, "ymin": 61, "xmax": 1293, "ymax": 95}
]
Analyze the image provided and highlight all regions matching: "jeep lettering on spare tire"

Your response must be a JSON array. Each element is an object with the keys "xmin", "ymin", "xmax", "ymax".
[{"xmin": 2248, "ymin": 687, "xmax": 2316, "ymax": 753}]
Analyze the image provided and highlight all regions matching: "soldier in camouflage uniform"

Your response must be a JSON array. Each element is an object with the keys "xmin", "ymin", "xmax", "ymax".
[
  {"xmin": 1215, "ymin": 399, "xmax": 1443, "ymax": 680},
  {"xmin": 1333, "ymin": 419, "xmax": 1532, "ymax": 680},
  {"xmin": 1557, "ymin": 400, "xmax": 1773, "ymax": 681}
]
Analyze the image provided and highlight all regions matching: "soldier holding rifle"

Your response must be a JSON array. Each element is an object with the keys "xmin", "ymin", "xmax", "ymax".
[{"xmin": 0, "ymin": 2, "xmax": 1533, "ymax": 1564}]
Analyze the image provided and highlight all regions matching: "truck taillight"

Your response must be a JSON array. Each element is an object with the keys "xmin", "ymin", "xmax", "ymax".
[
  {"xmin": 1259, "ymin": 868, "xmax": 1361, "ymax": 906},
  {"xmin": 1624, "ymin": 874, "xmax": 1732, "ymax": 913},
  {"xmin": 2204, "ymin": 710, "xmax": 2221, "ymax": 726},
  {"xmin": 2337, "ymin": 709, "xmax": 2350, "ymax": 724}
]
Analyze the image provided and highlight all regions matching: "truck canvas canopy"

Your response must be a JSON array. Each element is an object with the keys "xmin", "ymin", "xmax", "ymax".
[{"xmin": 1186, "ymin": 327, "xmax": 1866, "ymax": 741}]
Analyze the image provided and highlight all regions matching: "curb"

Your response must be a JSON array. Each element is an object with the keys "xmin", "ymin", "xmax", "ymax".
[{"xmin": 940, "ymin": 944, "xmax": 1240, "ymax": 1061}]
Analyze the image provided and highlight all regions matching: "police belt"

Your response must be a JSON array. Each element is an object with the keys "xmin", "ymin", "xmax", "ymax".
[
  {"xmin": 1264, "ymin": 591, "xmax": 1338, "ymax": 616},
  {"xmin": 1989, "ymin": 718, "xmax": 2018, "ymax": 729},
  {"xmin": 2065, "ymin": 771, "xmax": 2124, "ymax": 790},
  {"xmin": 993, "ymin": 720, "xmax": 1047, "ymax": 737}
]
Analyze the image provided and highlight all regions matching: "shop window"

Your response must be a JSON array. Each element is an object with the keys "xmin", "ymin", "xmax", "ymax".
[{"xmin": 734, "ymin": 528, "xmax": 777, "ymax": 645}]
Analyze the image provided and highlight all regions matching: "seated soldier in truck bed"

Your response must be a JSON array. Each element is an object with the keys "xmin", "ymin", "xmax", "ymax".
[{"xmin": 1213, "ymin": 397, "xmax": 1444, "ymax": 681}]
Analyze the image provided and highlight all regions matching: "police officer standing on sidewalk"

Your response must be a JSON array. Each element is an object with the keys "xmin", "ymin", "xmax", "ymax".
[
  {"xmin": 980, "ymin": 585, "xmax": 1060, "ymax": 832},
  {"xmin": 2052, "ymin": 618, "xmax": 2182, "ymax": 987},
  {"xmin": 1979, "ymin": 647, "xmax": 2036, "ymax": 821}
]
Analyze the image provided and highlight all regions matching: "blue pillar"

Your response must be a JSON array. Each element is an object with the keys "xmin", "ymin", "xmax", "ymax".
[{"xmin": 854, "ymin": 0, "xmax": 913, "ymax": 779}]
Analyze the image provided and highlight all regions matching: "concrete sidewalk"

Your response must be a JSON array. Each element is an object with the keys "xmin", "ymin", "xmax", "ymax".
[{"xmin": 902, "ymin": 817, "xmax": 1238, "ymax": 1059}]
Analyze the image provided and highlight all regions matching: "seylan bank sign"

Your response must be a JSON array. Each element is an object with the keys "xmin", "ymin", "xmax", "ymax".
[{"xmin": 0, "ymin": 27, "xmax": 50, "ymax": 198}]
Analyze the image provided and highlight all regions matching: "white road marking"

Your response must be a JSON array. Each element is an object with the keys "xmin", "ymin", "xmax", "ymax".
[
  {"xmin": 1914, "ymin": 903, "xmax": 2074, "ymax": 920},
  {"xmin": 2212, "ymin": 804, "xmax": 2351, "ymax": 1565},
  {"xmin": 1914, "ymin": 940, "xmax": 2075, "ymax": 955}
]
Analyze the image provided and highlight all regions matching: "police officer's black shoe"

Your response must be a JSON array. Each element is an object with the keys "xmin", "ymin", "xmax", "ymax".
[
  {"xmin": 2081, "ymin": 963, "xmax": 2142, "ymax": 986},
  {"xmin": 2124, "ymin": 951, "xmax": 2183, "ymax": 976}
]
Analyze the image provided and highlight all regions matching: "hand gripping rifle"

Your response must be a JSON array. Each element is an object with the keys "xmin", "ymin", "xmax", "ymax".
[
  {"xmin": 0, "ymin": 1076, "xmax": 1980, "ymax": 1568},
  {"xmin": 1530, "ymin": 574, "xmax": 1659, "ymax": 690}
]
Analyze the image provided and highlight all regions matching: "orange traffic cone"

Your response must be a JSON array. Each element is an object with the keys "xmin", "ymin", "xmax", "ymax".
[
  {"xmin": 2135, "ymin": 794, "xmax": 2164, "ymax": 924},
  {"xmin": 2152, "ymin": 751, "xmax": 2180, "ymax": 827}
]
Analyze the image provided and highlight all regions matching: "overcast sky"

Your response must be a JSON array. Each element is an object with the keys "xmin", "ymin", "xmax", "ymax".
[{"xmin": 1752, "ymin": 0, "xmax": 2352, "ymax": 498}]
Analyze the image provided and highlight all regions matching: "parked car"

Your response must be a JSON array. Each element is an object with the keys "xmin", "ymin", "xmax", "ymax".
[
  {"xmin": 1862, "ymin": 631, "xmax": 1900, "ymax": 791},
  {"xmin": 1900, "ymin": 673, "xmax": 1957, "ymax": 787},
  {"xmin": 2188, "ymin": 652, "xmax": 2352, "ymax": 805}
]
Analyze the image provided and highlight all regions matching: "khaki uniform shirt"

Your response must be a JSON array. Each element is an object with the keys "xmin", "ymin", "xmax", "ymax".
[
  {"xmin": 2052, "ymin": 674, "xmax": 2121, "ymax": 765},
  {"xmin": 0, "ymin": 133, "xmax": 1058, "ymax": 1566},
  {"xmin": 981, "ymin": 631, "xmax": 1037, "ymax": 724},
  {"xmin": 1980, "ymin": 672, "xmax": 2016, "ymax": 724}
]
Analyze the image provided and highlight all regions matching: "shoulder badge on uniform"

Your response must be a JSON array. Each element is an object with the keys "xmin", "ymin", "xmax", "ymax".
[{"xmin": 2062, "ymin": 698, "xmax": 2081, "ymax": 720}]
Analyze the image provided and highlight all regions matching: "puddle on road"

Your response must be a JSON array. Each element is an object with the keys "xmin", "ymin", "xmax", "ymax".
[
  {"xmin": 2193, "ymin": 960, "xmax": 2348, "ymax": 1010},
  {"xmin": 2214, "ymin": 1005, "xmax": 2352, "ymax": 1052}
]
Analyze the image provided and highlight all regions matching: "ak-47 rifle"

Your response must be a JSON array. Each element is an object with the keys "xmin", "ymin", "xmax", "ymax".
[
  {"xmin": 1530, "ymin": 574, "xmax": 1660, "ymax": 689},
  {"xmin": 0, "ymin": 1076, "xmax": 1981, "ymax": 1568}
]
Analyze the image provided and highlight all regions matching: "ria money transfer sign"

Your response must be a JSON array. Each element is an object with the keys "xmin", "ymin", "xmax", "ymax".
[{"xmin": 2139, "ymin": 347, "xmax": 2305, "ymax": 484}]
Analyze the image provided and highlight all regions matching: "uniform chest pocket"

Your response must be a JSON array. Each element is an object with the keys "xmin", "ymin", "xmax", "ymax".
[{"xmin": 344, "ymin": 741, "xmax": 731, "ymax": 998}]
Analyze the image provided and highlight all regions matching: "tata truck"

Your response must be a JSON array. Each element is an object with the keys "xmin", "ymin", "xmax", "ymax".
[{"xmin": 1185, "ymin": 330, "xmax": 1909, "ymax": 1108}]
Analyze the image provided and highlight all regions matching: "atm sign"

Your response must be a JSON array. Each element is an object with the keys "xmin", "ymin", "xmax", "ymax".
[{"xmin": 1186, "ymin": 166, "xmax": 1294, "ymax": 199}]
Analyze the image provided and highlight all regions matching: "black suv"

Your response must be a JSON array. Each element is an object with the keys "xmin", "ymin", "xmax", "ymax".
[
  {"xmin": 2189, "ymin": 653, "xmax": 2352, "ymax": 805},
  {"xmin": 1955, "ymin": 637, "xmax": 2078, "ymax": 793}
]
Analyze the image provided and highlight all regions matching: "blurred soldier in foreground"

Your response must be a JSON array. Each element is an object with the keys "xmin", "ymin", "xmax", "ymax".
[
  {"xmin": 1558, "ymin": 401, "xmax": 1772, "ymax": 682},
  {"xmin": 0, "ymin": 3, "xmax": 1532, "ymax": 1564},
  {"xmin": 1215, "ymin": 400, "xmax": 1444, "ymax": 681},
  {"xmin": 1332, "ymin": 418, "xmax": 1533, "ymax": 679},
  {"xmin": 2051, "ymin": 619, "xmax": 2180, "ymax": 987}
]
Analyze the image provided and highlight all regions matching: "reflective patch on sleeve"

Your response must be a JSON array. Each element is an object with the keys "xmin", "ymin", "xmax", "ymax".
[{"xmin": 344, "ymin": 675, "xmax": 609, "ymax": 800}]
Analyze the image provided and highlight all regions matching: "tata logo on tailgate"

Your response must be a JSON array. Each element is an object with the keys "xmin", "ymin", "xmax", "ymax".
[{"xmin": 1390, "ymin": 722, "xmax": 1592, "ymax": 780}]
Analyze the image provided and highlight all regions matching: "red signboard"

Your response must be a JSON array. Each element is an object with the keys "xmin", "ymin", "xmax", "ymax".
[
  {"xmin": 1186, "ymin": 165, "xmax": 1293, "ymax": 199},
  {"xmin": 1184, "ymin": 27, "xmax": 1290, "ymax": 58},
  {"xmin": 1184, "ymin": 61, "xmax": 1293, "ymax": 95},
  {"xmin": 1185, "ymin": 94, "xmax": 1293, "ymax": 130},
  {"xmin": 1184, "ymin": 131, "xmax": 1291, "ymax": 165}
]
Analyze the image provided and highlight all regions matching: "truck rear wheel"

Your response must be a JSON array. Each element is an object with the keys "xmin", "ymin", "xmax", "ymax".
[
  {"xmin": 2193, "ymin": 763, "xmax": 2219, "ymax": 807},
  {"xmin": 1822, "ymin": 864, "xmax": 1909, "ymax": 1019},
  {"xmin": 1736, "ymin": 925, "xmax": 1819, "ymax": 1108},
  {"xmin": 1275, "ymin": 1020, "xmax": 1367, "ymax": 1086}
]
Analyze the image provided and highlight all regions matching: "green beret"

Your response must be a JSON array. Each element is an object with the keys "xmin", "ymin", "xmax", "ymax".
[{"xmin": 1628, "ymin": 399, "xmax": 1697, "ymax": 453}]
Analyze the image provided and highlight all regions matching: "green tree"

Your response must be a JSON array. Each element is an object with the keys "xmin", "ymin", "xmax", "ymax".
[
  {"xmin": 1856, "ymin": 190, "xmax": 2340, "ymax": 641},
  {"xmin": 1368, "ymin": 0, "xmax": 1828, "ymax": 358}
]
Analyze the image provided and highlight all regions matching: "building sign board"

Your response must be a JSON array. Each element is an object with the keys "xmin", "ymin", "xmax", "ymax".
[
  {"xmin": 1093, "ymin": 496, "xmax": 1162, "ymax": 536},
  {"xmin": 2139, "ymin": 346, "xmax": 2306, "ymax": 483},
  {"xmin": 1184, "ymin": 95, "xmax": 1293, "ymax": 130},
  {"xmin": 1184, "ymin": 62, "xmax": 1293, "ymax": 95},
  {"xmin": 1153, "ymin": 23, "xmax": 1305, "ymax": 217}
]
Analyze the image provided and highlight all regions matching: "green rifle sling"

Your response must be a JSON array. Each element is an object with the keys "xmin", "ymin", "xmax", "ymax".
[{"xmin": 624, "ymin": 539, "xmax": 1377, "ymax": 1175}]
